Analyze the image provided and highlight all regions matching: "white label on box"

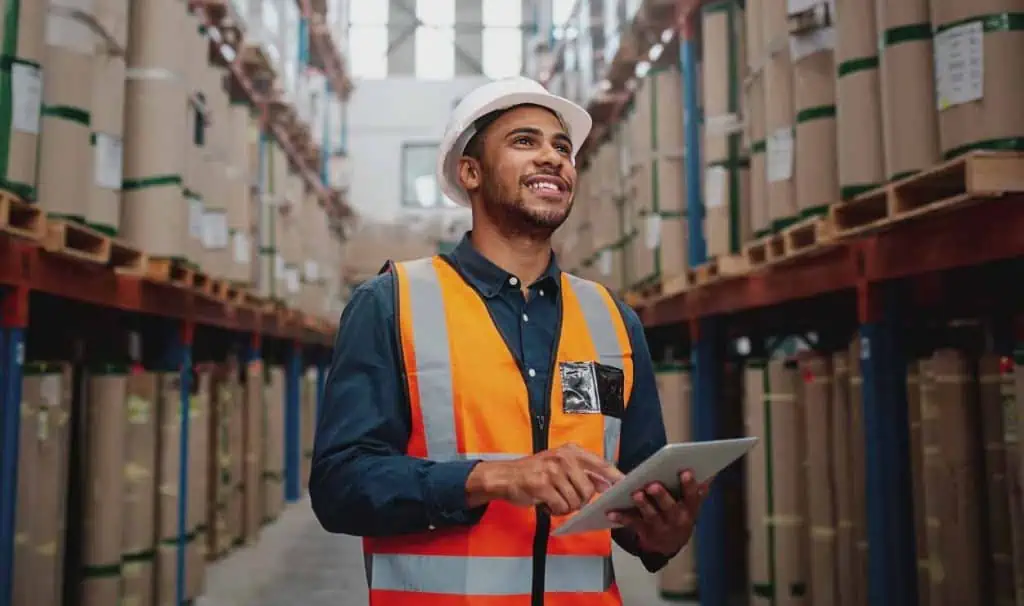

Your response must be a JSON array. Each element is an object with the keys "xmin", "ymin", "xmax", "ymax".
[
  {"xmin": 188, "ymin": 197, "xmax": 205, "ymax": 239},
  {"xmin": 11, "ymin": 63, "xmax": 42, "ymax": 135},
  {"xmin": 275, "ymin": 253, "xmax": 286, "ymax": 279},
  {"xmin": 39, "ymin": 375, "xmax": 60, "ymax": 409},
  {"xmin": 767, "ymin": 127, "xmax": 795, "ymax": 183},
  {"xmin": 645, "ymin": 214, "xmax": 662, "ymax": 250},
  {"xmin": 304, "ymin": 259, "xmax": 319, "ymax": 281},
  {"xmin": 789, "ymin": 25, "xmax": 835, "ymax": 61},
  {"xmin": 286, "ymin": 267, "xmax": 300, "ymax": 293},
  {"xmin": 934, "ymin": 20, "xmax": 984, "ymax": 110},
  {"xmin": 705, "ymin": 166, "xmax": 727, "ymax": 209},
  {"xmin": 598, "ymin": 249, "xmax": 612, "ymax": 276},
  {"xmin": 94, "ymin": 133, "xmax": 123, "ymax": 190},
  {"xmin": 201, "ymin": 210, "xmax": 228, "ymax": 250},
  {"xmin": 232, "ymin": 231, "xmax": 250, "ymax": 264}
]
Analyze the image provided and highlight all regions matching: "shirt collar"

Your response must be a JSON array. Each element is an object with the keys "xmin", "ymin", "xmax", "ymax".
[{"xmin": 447, "ymin": 231, "xmax": 562, "ymax": 298}]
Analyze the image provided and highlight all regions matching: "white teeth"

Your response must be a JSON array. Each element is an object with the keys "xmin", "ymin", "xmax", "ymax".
[{"xmin": 528, "ymin": 181, "xmax": 560, "ymax": 192}]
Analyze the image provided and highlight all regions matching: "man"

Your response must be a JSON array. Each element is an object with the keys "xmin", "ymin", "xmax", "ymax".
[{"xmin": 310, "ymin": 77, "xmax": 709, "ymax": 605}]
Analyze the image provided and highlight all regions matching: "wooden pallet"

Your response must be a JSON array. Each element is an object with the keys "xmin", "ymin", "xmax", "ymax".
[
  {"xmin": 191, "ymin": 271, "xmax": 214, "ymax": 295},
  {"xmin": 780, "ymin": 214, "xmax": 836, "ymax": 258},
  {"xmin": 109, "ymin": 239, "xmax": 147, "ymax": 275},
  {"xmin": 0, "ymin": 191, "xmax": 45, "ymax": 240},
  {"xmin": 623, "ymin": 273, "xmax": 689, "ymax": 306},
  {"xmin": 693, "ymin": 253, "xmax": 748, "ymax": 286},
  {"xmin": 148, "ymin": 258, "xmax": 195, "ymax": 287},
  {"xmin": 42, "ymin": 219, "xmax": 110, "ymax": 264},
  {"xmin": 831, "ymin": 150, "xmax": 1024, "ymax": 236}
]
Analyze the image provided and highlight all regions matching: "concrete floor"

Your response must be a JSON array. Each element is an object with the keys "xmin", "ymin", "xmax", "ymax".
[{"xmin": 197, "ymin": 499, "xmax": 693, "ymax": 606}]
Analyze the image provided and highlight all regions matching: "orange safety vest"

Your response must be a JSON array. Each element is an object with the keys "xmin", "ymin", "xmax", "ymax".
[{"xmin": 363, "ymin": 255, "xmax": 635, "ymax": 606}]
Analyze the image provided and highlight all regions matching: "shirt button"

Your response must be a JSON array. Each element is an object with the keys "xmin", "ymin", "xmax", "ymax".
[
  {"xmin": 539, "ymin": 289, "xmax": 545, "ymax": 297},
  {"xmin": 528, "ymin": 368, "xmax": 537, "ymax": 378},
  {"xmin": 428, "ymin": 524, "xmax": 436, "ymax": 531},
  {"xmin": 509, "ymin": 276, "xmax": 519, "ymax": 286},
  {"xmin": 522, "ymin": 313, "xmax": 529, "ymax": 323}
]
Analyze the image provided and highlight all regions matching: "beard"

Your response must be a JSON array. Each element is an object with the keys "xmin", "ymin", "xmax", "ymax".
[{"xmin": 479, "ymin": 167, "xmax": 573, "ymax": 241}]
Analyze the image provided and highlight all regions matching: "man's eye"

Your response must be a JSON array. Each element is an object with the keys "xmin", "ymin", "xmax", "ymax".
[
  {"xmin": 515, "ymin": 136, "xmax": 533, "ymax": 145},
  {"xmin": 556, "ymin": 144, "xmax": 571, "ymax": 154}
]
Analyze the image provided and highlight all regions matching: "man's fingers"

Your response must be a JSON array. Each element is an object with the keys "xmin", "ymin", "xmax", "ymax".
[
  {"xmin": 575, "ymin": 451, "xmax": 625, "ymax": 484},
  {"xmin": 680, "ymin": 469, "xmax": 700, "ymax": 504},
  {"xmin": 646, "ymin": 482, "xmax": 679, "ymax": 515},
  {"xmin": 631, "ymin": 489, "xmax": 662, "ymax": 522}
]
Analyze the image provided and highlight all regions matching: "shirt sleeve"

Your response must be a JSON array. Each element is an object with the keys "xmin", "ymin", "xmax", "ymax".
[
  {"xmin": 308, "ymin": 276, "xmax": 488, "ymax": 537},
  {"xmin": 610, "ymin": 299, "xmax": 679, "ymax": 573}
]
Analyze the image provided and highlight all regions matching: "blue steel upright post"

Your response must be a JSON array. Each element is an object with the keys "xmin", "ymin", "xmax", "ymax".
[
  {"xmin": 680, "ymin": 13, "xmax": 726, "ymax": 606},
  {"xmin": 0, "ymin": 286, "xmax": 26, "ymax": 606},
  {"xmin": 858, "ymin": 281, "xmax": 917, "ymax": 606},
  {"xmin": 285, "ymin": 342, "xmax": 302, "ymax": 502},
  {"xmin": 173, "ymin": 321, "xmax": 195, "ymax": 606}
]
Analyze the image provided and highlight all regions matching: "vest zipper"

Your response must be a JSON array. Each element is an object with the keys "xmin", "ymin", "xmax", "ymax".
[{"xmin": 531, "ymin": 412, "xmax": 550, "ymax": 606}]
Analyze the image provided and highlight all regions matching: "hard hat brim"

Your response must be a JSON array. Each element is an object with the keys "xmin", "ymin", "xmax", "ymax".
[{"xmin": 437, "ymin": 90, "xmax": 593, "ymax": 208}]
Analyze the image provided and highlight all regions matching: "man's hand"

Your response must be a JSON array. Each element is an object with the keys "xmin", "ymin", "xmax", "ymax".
[
  {"xmin": 606, "ymin": 469, "xmax": 709, "ymax": 556},
  {"xmin": 466, "ymin": 444, "xmax": 625, "ymax": 515}
]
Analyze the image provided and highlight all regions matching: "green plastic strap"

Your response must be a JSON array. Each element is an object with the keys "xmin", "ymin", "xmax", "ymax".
[
  {"xmin": 837, "ymin": 55, "xmax": 879, "ymax": 78},
  {"xmin": 48, "ymin": 212, "xmax": 85, "ymax": 225},
  {"xmin": 727, "ymin": 133, "xmax": 741, "ymax": 253},
  {"xmin": 41, "ymin": 104, "xmax": 91, "ymax": 127},
  {"xmin": 762, "ymin": 363, "xmax": 778, "ymax": 606},
  {"xmin": 706, "ymin": 156, "xmax": 750, "ymax": 169},
  {"xmin": 88, "ymin": 222, "xmax": 118, "ymax": 237},
  {"xmin": 122, "ymin": 548, "xmax": 156, "ymax": 563},
  {"xmin": 2, "ymin": 2, "xmax": 20, "ymax": 58},
  {"xmin": 934, "ymin": 12, "xmax": 1024, "ymax": 34},
  {"xmin": 880, "ymin": 23, "xmax": 933, "ymax": 49},
  {"xmin": 89, "ymin": 363, "xmax": 129, "ymax": 375},
  {"xmin": 122, "ymin": 174, "xmax": 183, "ymax": 191},
  {"xmin": 943, "ymin": 137, "xmax": 1024, "ymax": 161},
  {"xmin": 752, "ymin": 582, "xmax": 775, "ymax": 598},
  {"xmin": 661, "ymin": 589, "xmax": 700, "ymax": 601},
  {"xmin": 750, "ymin": 139, "xmax": 766, "ymax": 154},
  {"xmin": 259, "ymin": 246, "xmax": 276, "ymax": 254},
  {"xmin": 795, "ymin": 105, "xmax": 836, "ymax": 124},
  {"xmin": 840, "ymin": 183, "xmax": 881, "ymax": 201},
  {"xmin": 702, "ymin": 0, "xmax": 732, "ymax": 15},
  {"xmin": 82, "ymin": 562, "xmax": 122, "ymax": 578}
]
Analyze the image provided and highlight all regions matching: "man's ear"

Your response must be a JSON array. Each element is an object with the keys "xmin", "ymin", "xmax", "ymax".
[{"xmin": 457, "ymin": 156, "xmax": 481, "ymax": 193}]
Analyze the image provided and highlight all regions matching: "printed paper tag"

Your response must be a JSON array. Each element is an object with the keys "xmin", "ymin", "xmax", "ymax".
[
  {"xmin": 767, "ymin": 128, "xmax": 795, "ymax": 183},
  {"xmin": 94, "ymin": 133, "xmax": 124, "ymax": 190},
  {"xmin": 275, "ymin": 253, "xmax": 286, "ymax": 279},
  {"xmin": 645, "ymin": 214, "xmax": 662, "ymax": 250},
  {"xmin": 232, "ymin": 231, "xmax": 250, "ymax": 264},
  {"xmin": 303, "ymin": 259, "xmax": 319, "ymax": 281},
  {"xmin": 201, "ymin": 211, "xmax": 229, "ymax": 250},
  {"xmin": 188, "ymin": 197, "xmax": 205, "ymax": 239},
  {"xmin": 286, "ymin": 267, "xmax": 300, "ymax": 293},
  {"xmin": 934, "ymin": 20, "xmax": 984, "ymax": 110},
  {"xmin": 598, "ymin": 249, "xmax": 612, "ymax": 276},
  {"xmin": 705, "ymin": 166, "xmax": 727, "ymax": 209},
  {"xmin": 11, "ymin": 63, "xmax": 42, "ymax": 135},
  {"xmin": 39, "ymin": 375, "xmax": 60, "ymax": 409}
]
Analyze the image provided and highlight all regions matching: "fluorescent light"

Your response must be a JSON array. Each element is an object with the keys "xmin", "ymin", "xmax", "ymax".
[
  {"xmin": 648, "ymin": 43, "xmax": 663, "ymax": 61},
  {"xmin": 634, "ymin": 61, "xmax": 650, "ymax": 78},
  {"xmin": 598, "ymin": 79, "xmax": 612, "ymax": 91},
  {"xmin": 661, "ymin": 28, "xmax": 675, "ymax": 43}
]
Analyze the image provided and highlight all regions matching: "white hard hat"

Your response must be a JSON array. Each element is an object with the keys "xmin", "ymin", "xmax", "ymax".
[{"xmin": 437, "ymin": 76, "xmax": 593, "ymax": 207}]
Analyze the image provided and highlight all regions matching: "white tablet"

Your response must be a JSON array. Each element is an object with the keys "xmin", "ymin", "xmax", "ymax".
[{"xmin": 552, "ymin": 437, "xmax": 759, "ymax": 536}]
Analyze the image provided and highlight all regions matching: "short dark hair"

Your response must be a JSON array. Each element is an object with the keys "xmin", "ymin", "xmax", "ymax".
[{"xmin": 461, "ymin": 103, "xmax": 561, "ymax": 161}]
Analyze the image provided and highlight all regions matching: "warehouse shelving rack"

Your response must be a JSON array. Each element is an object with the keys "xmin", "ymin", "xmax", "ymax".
[
  {"xmin": 0, "ymin": 235, "xmax": 335, "ymax": 606},
  {"xmin": 564, "ymin": 1, "xmax": 1024, "ymax": 605},
  {"xmin": 0, "ymin": 3, "xmax": 350, "ymax": 606}
]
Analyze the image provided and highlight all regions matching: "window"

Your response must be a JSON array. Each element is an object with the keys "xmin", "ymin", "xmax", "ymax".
[
  {"xmin": 402, "ymin": 143, "xmax": 457, "ymax": 208},
  {"xmin": 482, "ymin": 28, "xmax": 522, "ymax": 78},
  {"xmin": 348, "ymin": 25, "xmax": 389, "ymax": 79},
  {"xmin": 415, "ymin": 27, "xmax": 455, "ymax": 79},
  {"xmin": 349, "ymin": 0, "xmax": 388, "ymax": 25},
  {"xmin": 415, "ymin": 0, "xmax": 455, "ymax": 80},
  {"xmin": 483, "ymin": 0, "xmax": 522, "ymax": 27},
  {"xmin": 481, "ymin": 0, "xmax": 523, "ymax": 79}
]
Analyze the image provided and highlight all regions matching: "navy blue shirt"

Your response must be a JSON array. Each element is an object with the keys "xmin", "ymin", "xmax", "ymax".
[{"xmin": 309, "ymin": 234, "xmax": 672, "ymax": 572}]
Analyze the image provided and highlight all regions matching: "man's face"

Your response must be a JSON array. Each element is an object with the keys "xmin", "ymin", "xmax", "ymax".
[{"xmin": 461, "ymin": 105, "xmax": 577, "ymax": 237}]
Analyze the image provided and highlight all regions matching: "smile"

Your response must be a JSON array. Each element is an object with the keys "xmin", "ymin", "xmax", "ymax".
[{"xmin": 524, "ymin": 174, "xmax": 569, "ymax": 194}]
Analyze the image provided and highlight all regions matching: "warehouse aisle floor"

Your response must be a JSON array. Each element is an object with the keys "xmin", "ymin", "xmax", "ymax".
[{"xmin": 197, "ymin": 499, "xmax": 693, "ymax": 606}]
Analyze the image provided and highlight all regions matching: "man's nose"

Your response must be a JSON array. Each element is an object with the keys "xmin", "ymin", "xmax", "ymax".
[{"xmin": 534, "ymin": 142, "xmax": 562, "ymax": 167}]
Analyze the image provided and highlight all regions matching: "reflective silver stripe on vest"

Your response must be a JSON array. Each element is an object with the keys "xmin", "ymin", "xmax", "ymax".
[
  {"xmin": 402, "ymin": 258, "xmax": 459, "ymax": 461},
  {"xmin": 565, "ymin": 275, "xmax": 625, "ymax": 463},
  {"xmin": 369, "ymin": 553, "xmax": 615, "ymax": 594}
]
